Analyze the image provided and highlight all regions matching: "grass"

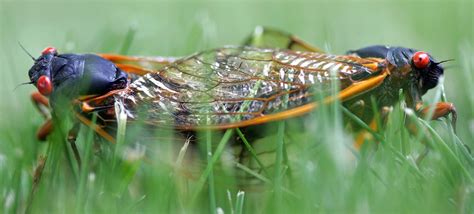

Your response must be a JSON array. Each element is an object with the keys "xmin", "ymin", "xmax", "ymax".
[{"xmin": 1, "ymin": 0, "xmax": 473, "ymax": 213}]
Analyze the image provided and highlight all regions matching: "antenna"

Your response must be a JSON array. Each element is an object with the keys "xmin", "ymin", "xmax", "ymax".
[
  {"xmin": 18, "ymin": 42, "xmax": 36, "ymax": 61},
  {"xmin": 13, "ymin": 81, "xmax": 34, "ymax": 91},
  {"xmin": 437, "ymin": 59, "xmax": 455, "ymax": 64}
]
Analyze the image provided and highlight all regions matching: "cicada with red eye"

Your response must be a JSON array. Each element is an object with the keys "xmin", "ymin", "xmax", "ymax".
[{"xmin": 27, "ymin": 28, "xmax": 457, "ymax": 152}]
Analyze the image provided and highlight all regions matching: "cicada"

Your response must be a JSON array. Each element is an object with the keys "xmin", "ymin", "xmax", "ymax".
[{"xmin": 27, "ymin": 27, "xmax": 456, "ymax": 152}]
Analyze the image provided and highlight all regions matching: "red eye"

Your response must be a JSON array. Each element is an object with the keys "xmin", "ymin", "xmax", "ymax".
[
  {"xmin": 42, "ymin": 46, "xmax": 57, "ymax": 55},
  {"xmin": 412, "ymin": 51, "xmax": 430, "ymax": 69},
  {"xmin": 37, "ymin": 75, "xmax": 53, "ymax": 96}
]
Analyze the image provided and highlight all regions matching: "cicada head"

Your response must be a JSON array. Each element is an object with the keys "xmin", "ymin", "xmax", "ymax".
[
  {"xmin": 28, "ymin": 47, "xmax": 59, "ymax": 96},
  {"xmin": 28, "ymin": 47, "xmax": 128, "ymax": 101},
  {"xmin": 386, "ymin": 47, "xmax": 444, "ymax": 95}
]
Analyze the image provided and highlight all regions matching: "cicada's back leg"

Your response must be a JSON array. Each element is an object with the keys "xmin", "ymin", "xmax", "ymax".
[
  {"xmin": 76, "ymin": 89, "xmax": 129, "ymax": 142},
  {"xmin": 243, "ymin": 26, "xmax": 324, "ymax": 53},
  {"xmin": 352, "ymin": 106, "xmax": 393, "ymax": 149}
]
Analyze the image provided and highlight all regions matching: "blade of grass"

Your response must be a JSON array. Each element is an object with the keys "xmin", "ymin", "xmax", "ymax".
[
  {"xmin": 191, "ymin": 129, "xmax": 234, "ymax": 204},
  {"xmin": 206, "ymin": 129, "xmax": 216, "ymax": 214},
  {"xmin": 113, "ymin": 98, "xmax": 128, "ymax": 170},
  {"xmin": 235, "ymin": 191, "xmax": 245, "ymax": 214},
  {"xmin": 234, "ymin": 162, "xmax": 297, "ymax": 198},
  {"xmin": 227, "ymin": 190, "xmax": 234, "ymax": 214},
  {"xmin": 418, "ymin": 119, "xmax": 474, "ymax": 183},
  {"xmin": 234, "ymin": 162, "xmax": 271, "ymax": 184},
  {"xmin": 341, "ymin": 106, "xmax": 384, "ymax": 142},
  {"xmin": 119, "ymin": 26, "xmax": 136, "ymax": 55},
  {"xmin": 273, "ymin": 121, "xmax": 285, "ymax": 211},
  {"xmin": 235, "ymin": 128, "xmax": 270, "ymax": 177},
  {"xmin": 76, "ymin": 113, "xmax": 97, "ymax": 213}
]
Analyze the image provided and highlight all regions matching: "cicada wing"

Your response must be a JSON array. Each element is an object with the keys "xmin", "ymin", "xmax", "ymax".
[
  {"xmin": 243, "ymin": 26, "xmax": 324, "ymax": 53},
  {"xmin": 98, "ymin": 53, "xmax": 178, "ymax": 76},
  {"xmin": 118, "ymin": 46, "xmax": 386, "ymax": 130}
]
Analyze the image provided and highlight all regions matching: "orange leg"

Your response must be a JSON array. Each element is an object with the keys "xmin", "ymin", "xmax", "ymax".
[
  {"xmin": 77, "ymin": 88, "xmax": 126, "ymax": 113},
  {"xmin": 36, "ymin": 119, "xmax": 53, "ymax": 141},
  {"xmin": 31, "ymin": 92, "xmax": 53, "ymax": 141},
  {"xmin": 417, "ymin": 102, "xmax": 457, "ymax": 131},
  {"xmin": 31, "ymin": 92, "xmax": 50, "ymax": 119},
  {"xmin": 408, "ymin": 102, "xmax": 459, "ymax": 164},
  {"xmin": 354, "ymin": 120, "xmax": 378, "ymax": 149},
  {"xmin": 67, "ymin": 123, "xmax": 82, "ymax": 168},
  {"xmin": 75, "ymin": 113, "xmax": 116, "ymax": 144},
  {"xmin": 71, "ymin": 88, "xmax": 122, "ymax": 144},
  {"xmin": 26, "ymin": 155, "xmax": 47, "ymax": 212},
  {"xmin": 353, "ymin": 106, "xmax": 392, "ymax": 149}
]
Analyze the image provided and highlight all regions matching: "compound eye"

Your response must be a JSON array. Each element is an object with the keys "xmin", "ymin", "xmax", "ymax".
[
  {"xmin": 37, "ymin": 75, "xmax": 53, "ymax": 96},
  {"xmin": 412, "ymin": 51, "xmax": 430, "ymax": 69},
  {"xmin": 42, "ymin": 46, "xmax": 58, "ymax": 56}
]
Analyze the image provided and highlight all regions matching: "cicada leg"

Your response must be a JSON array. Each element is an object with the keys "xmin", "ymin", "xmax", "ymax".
[
  {"xmin": 73, "ymin": 89, "xmax": 129, "ymax": 144},
  {"xmin": 416, "ymin": 102, "xmax": 464, "ymax": 163},
  {"xmin": 353, "ymin": 106, "xmax": 392, "ymax": 149},
  {"xmin": 26, "ymin": 155, "xmax": 47, "ymax": 213},
  {"xmin": 31, "ymin": 92, "xmax": 50, "ymax": 119},
  {"xmin": 405, "ymin": 102, "xmax": 462, "ymax": 165},
  {"xmin": 36, "ymin": 119, "xmax": 53, "ymax": 141},
  {"xmin": 31, "ymin": 92, "xmax": 53, "ymax": 141},
  {"xmin": 31, "ymin": 88, "xmax": 118, "ymax": 162},
  {"xmin": 67, "ymin": 122, "xmax": 82, "ymax": 168},
  {"xmin": 77, "ymin": 88, "xmax": 126, "ymax": 112},
  {"xmin": 354, "ymin": 120, "xmax": 378, "ymax": 149},
  {"xmin": 32, "ymin": 91, "xmax": 84, "ymax": 168},
  {"xmin": 416, "ymin": 102, "xmax": 457, "ymax": 132},
  {"xmin": 73, "ymin": 113, "xmax": 116, "ymax": 143}
]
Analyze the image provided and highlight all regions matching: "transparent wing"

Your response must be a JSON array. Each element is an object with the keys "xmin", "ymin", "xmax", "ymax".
[
  {"xmin": 118, "ymin": 46, "xmax": 381, "ymax": 129},
  {"xmin": 98, "ymin": 53, "xmax": 178, "ymax": 76}
]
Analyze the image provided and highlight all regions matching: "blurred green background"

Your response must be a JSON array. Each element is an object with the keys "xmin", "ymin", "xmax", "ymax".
[{"xmin": 1, "ymin": 0, "xmax": 473, "ymax": 213}]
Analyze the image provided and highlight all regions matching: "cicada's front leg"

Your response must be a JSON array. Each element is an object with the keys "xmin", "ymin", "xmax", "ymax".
[
  {"xmin": 403, "ymin": 102, "xmax": 461, "ymax": 165},
  {"xmin": 416, "ymin": 102, "xmax": 457, "ymax": 131},
  {"xmin": 31, "ymin": 90, "xmax": 84, "ymax": 166},
  {"xmin": 31, "ymin": 91, "xmax": 53, "ymax": 141}
]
